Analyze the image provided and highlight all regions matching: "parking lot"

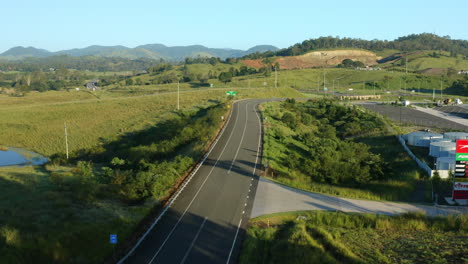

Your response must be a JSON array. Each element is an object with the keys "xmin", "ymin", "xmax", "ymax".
[
  {"xmin": 434, "ymin": 105, "xmax": 468, "ymax": 120},
  {"xmin": 361, "ymin": 104, "xmax": 468, "ymax": 131}
]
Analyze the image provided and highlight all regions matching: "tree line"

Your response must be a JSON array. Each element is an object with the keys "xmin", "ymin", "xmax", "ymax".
[
  {"xmin": 243, "ymin": 33, "xmax": 468, "ymax": 59},
  {"xmin": 0, "ymin": 55, "xmax": 160, "ymax": 72}
]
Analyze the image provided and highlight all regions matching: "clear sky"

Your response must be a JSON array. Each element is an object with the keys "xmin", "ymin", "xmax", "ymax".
[{"xmin": 2, "ymin": 0, "xmax": 467, "ymax": 53}]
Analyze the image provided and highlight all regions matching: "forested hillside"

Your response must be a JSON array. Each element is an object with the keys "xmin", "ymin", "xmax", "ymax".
[{"xmin": 244, "ymin": 34, "xmax": 468, "ymax": 58}]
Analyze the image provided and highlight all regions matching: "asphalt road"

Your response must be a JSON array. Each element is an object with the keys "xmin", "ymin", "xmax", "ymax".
[{"xmin": 120, "ymin": 99, "xmax": 264, "ymax": 264}]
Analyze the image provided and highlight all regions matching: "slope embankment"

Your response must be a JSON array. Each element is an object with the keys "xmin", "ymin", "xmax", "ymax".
[{"xmin": 242, "ymin": 49, "xmax": 380, "ymax": 70}]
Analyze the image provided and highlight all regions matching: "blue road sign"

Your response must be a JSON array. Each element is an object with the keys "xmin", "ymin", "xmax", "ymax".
[{"xmin": 110, "ymin": 234, "xmax": 117, "ymax": 244}]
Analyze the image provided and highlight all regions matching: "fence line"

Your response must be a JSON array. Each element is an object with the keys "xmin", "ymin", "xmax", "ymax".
[{"xmin": 397, "ymin": 135, "xmax": 433, "ymax": 177}]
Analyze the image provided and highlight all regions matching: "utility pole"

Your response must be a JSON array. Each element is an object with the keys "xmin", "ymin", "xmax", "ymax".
[
  {"xmin": 323, "ymin": 70, "xmax": 326, "ymax": 91},
  {"xmin": 274, "ymin": 67, "xmax": 278, "ymax": 88},
  {"xmin": 332, "ymin": 80, "xmax": 335, "ymax": 94},
  {"xmin": 405, "ymin": 56, "xmax": 408, "ymax": 74},
  {"xmin": 177, "ymin": 81, "xmax": 180, "ymax": 110},
  {"xmin": 64, "ymin": 122, "xmax": 69, "ymax": 160},
  {"xmin": 432, "ymin": 86, "xmax": 435, "ymax": 100},
  {"xmin": 440, "ymin": 80, "xmax": 443, "ymax": 98}
]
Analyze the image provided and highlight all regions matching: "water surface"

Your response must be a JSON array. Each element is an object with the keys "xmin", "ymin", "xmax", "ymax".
[{"xmin": 0, "ymin": 147, "xmax": 48, "ymax": 167}]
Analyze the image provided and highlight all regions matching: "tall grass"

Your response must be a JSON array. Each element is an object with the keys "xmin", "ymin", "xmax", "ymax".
[
  {"xmin": 0, "ymin": 87, "xmax": 301, "ymax": 156},
  {"xmin": 240, "ymin": 211, "xmax": 467, "ymax": 264}
]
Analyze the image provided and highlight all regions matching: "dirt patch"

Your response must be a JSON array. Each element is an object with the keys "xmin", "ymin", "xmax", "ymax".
[
  {"xmin": 241, "ymin": 49, "xmax": 380, "ymax": 70},
  {"xmin": 242, "ymin": 59, "xmax": 265, "ymax": 68},
  {"xmin": 418, "ymin": 68, "xmax": 446, "ymax": 75}
]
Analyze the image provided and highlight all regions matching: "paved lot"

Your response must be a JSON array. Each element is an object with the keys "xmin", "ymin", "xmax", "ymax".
[
  {"xmin": 361, "ymin": 103, "xmax": 468, "ymax": 131},
  {"xmin": 434, "ymin": 105, "xmax": 468, "ymax": 120},
  {"xmin": 251, "ymin": 177, "xmax": 468, "ymax": 218}
]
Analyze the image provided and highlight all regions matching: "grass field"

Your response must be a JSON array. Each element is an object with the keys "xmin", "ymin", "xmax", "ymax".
[
  {"xmin": 240, "ymin": 210, "xmax": 468, "ymax": 264},
  {"xmin": 0, "ymin": 87, "xmax": 302, "ymax": 156},
  {"xmin": 404, "ymin": 51, "xmax": 468, "ymax": 71},
  {"xmin": 261, "ymin": 101, "xmax": 429, "ymax": 202},
  {"xmin": 102, "ymin": 60, "xmax": 467, "ymax": 99},
  {"xmin": 0, "ymin": 86, "xmax": 302, "ymax": 263}
]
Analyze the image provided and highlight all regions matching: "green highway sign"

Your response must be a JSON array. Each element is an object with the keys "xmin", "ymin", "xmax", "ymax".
[
  {"xmin": 456, "ymin": 153, "xmax": 468, "ymax": 161},
  {"xmin": 226, "ymin": 91, "xmax": 237, "ymax": 96}
]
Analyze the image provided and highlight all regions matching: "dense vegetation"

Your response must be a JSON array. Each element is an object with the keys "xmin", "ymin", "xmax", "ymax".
[
  {"xmin": 244, "ymin": 33, "xmax": 468, "ymax": 59},
  {"xmin": 52, "ymin": 104, "xmax": 228, "ymax": 203},
  {"xmin": 0, "ymin": 55, "xmax": 158, "ymax": 72},
  {"xmin": 240, "ymin": 211, "xmax": 467, "ymax": 264},
  {"xmin": 262, "ymin": 99, "xmax": 427, "ymax": 201},
  {"xmin": 271, "ymin": 99, "xmax": 386, "ymax": 185}
]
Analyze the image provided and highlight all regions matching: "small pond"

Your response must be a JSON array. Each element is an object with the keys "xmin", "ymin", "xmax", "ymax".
[{"xmin": 0, "ymin": 147, "xmax": 48, "ymax": 167}]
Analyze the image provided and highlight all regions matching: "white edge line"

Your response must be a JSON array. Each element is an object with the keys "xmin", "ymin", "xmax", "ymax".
[
  {"xmin": 117, "ymin": 101, "xmax": 238, "ymax": 264},
  {"xmin": 148, "ymin": 102, "xmax": 241, "ymax": 263},
  {"xmin": 225, "ymin": 102, "xmax": 263, "ymax": 264}
]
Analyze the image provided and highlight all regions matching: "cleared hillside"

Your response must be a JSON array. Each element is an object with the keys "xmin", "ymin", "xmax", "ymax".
[{"xmin": 243, "ymin": 49, "xmax": 380, "ymax": 70}]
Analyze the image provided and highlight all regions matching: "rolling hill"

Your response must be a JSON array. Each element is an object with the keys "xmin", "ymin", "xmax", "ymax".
[
  {"xmin": 0, "ymin": 46, "xmax": 52, "ymax": 59},
  {"xmin": 0, "ymin": 44, "xmax": 279, "ymax": 61}
]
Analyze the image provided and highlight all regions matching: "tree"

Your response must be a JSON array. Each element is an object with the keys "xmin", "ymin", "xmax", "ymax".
[
  {"xmin": 281, "ymin": 112, "xmax": 297, "ymax": 128},
  {"xmin": 218, "ymin": 72, "xmax": 233, "ymax": 84},
  {"xmin": 125, "ymin": 78, "xmax": 134, "ymax": 85},
  {"xmin": 447, "ymin": 67, "xmax": 457, "ymax": 78},
  {"xmin": 341, "ymin": 59, "xmax": 354, "ymax": 67}
]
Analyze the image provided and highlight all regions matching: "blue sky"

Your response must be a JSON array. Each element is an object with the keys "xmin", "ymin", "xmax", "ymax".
[{"xmin": 2, "ymin": 0, "xmax": 467, "ymax": 53}]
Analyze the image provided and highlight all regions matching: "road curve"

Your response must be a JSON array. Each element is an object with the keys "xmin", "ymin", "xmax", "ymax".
[
  {"xmin": 252, "ymin": 177, "xmax": 468, "ymax": 218},
  {"xmin": 120, "ymin": 99, "xmax": 264, "ymax": 264}
]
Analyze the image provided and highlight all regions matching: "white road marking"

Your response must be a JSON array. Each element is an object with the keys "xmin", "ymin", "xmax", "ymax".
[
  {"xmin": 179, "ymin": 217, "xmax": 208, "ymax": 264},
  {"xmin": 226, "ymin": 217, "xmax": 243, "ymax": 264},
  {"xmin": 228, "ymin": 103, "xmax": 250, "ymax": 174},
  {"xmin": 117, "ymin": 102, "xmax": 239, "ymax": 264},
  {"xmin": 147, "ymin": 102, "xmax": 242, "ymax": 264},
  {"xmin": 225, "ymin": 102, "xmax": 263, "ymax": 264}
]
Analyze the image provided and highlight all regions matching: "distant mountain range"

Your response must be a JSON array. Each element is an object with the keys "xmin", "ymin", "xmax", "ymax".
[{"xmin": 0, "ymin": 44, "xmax": 279, "ymax": 61}]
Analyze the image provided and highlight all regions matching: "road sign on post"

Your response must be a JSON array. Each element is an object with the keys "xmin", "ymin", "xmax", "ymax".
[
  {"xmin": 453, "ymin": 140, "xmax": 468, "ymax": 200},
  {"xmin": 226, "ymin": 91, "xmax": 237, "ymax": 96},
  {"xmin": 110, "ymin": 234, "xmax": 117, "ymax": 244}
]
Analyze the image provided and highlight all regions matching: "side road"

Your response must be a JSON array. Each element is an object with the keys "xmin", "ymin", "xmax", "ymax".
[{"xmin": 251, "ymin": 177, "xmax": 468, "ymax": 218}]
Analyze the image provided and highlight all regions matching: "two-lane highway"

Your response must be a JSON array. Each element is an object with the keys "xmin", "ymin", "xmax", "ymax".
[{"xmin": 120, "ymin": 99, "xmax": 264, "ymax": 264}]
